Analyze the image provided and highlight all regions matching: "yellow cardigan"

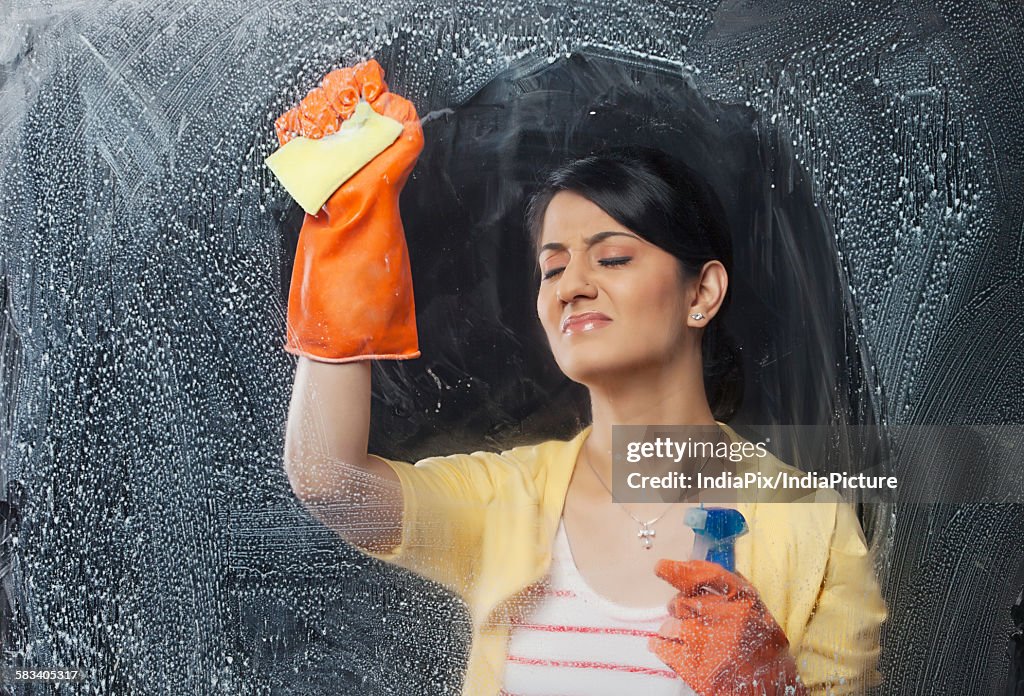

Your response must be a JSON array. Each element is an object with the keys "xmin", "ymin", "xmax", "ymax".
[{"xmin": 361, "ymin": 424, "xmax": 887, "ymax": 695}]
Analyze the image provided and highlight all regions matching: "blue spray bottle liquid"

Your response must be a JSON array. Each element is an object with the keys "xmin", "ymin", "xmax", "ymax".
[{"xmin": 683, "ymin": 505, "xmax": 749, "ymax": 572}]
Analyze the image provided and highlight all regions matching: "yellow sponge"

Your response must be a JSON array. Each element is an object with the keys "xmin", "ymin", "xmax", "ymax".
[{"xmin": 265, "ymin": 101, "xmax": 404, "ymax": 215}]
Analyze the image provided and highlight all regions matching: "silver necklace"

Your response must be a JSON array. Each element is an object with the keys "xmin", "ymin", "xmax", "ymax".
[{"xmin": 582, "ymin": 445, "xmax": 710, "ymax": 550}]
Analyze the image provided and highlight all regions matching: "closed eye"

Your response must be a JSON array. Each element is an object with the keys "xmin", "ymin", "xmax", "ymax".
[{"xmin": 542, "ymin": 257, "xmax": 631, "ymax": 281}]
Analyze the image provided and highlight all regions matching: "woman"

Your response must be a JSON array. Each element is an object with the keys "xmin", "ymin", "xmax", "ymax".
[{"xmin": 279, "ymin": 60, "xmax": 886, "ymax": 696}]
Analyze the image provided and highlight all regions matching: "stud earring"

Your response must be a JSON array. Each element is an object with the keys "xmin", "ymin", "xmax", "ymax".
[{"xmin": 690, "ymin": 312, "xmax": 705, "ymax": 321}]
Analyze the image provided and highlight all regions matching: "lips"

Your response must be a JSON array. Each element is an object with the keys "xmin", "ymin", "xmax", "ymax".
[{"xmin": 561, "ymin": 312, "xmax": 613, "ymax": 335}]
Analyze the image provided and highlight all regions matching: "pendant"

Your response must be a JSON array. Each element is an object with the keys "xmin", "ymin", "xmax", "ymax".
[{"xmin": 638, "ymin": 523, "xmax": 656, "ymax": 550}]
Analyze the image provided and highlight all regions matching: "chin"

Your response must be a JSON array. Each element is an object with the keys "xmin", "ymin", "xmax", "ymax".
[{"xmin": 553, "ymin": 352, "xmax": 640, "ymax": 386}]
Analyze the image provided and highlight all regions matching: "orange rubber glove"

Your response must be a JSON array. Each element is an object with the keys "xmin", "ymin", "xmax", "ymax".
[
  {"xmin": 275, "ymin": 59, "xmax": 424, "ymax": 362},
  {"xmin": 648, "ymin": 560, "xmax": 807, "ymax": 696}
]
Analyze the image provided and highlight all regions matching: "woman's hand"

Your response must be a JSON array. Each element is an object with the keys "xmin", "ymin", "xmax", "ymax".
[
  {"xmin": 274, "ymin": 59, "xmax": 423, "ymax": 177},
  {"xmin": 273, "ymin": 58, "xmax": 424, "ymax": 363},
  {"xmin": 648, "ymin": 559, "xmax": 807, "ymax": 695}
]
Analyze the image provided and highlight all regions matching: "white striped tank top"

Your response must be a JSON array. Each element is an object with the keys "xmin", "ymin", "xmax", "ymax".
[{"xmin": 500, "ymin": 517, "xmax": 697, "ymax": 696}]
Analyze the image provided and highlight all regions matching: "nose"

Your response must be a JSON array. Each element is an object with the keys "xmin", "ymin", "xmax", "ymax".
[{"xmin": 555, "ymin": 256, "xmax": 597, "ymax": 304}]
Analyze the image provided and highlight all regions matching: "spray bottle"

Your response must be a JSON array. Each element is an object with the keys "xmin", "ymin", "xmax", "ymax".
[{"xmin": 683, "ymin": 505, "xmax": 749, "ymax": 573}]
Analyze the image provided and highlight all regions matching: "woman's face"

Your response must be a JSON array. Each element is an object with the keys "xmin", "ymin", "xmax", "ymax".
[{"xmin": 536, "ymin": 190, "xmax": 697, "ymax": 385}]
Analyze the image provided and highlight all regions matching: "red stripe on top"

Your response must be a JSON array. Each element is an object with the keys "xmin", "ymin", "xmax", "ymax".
[
  {"xmin": 505, "ymin": 654, "xmax": 679, "ymax": 680},
  {"xmin": 507, "ymin": 621, "xmax": 660, "ymax": 638}
]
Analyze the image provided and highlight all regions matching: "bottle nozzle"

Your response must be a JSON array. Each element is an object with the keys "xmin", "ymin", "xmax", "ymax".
[{"xmin": 685, "ymin": 506, "xmax": 748, "ymax": 572}]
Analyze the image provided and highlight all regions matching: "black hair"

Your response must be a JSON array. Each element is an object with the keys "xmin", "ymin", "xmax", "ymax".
[{"xmin": 525, "ymin": 145, "xmax": 743, "ymax": 421}]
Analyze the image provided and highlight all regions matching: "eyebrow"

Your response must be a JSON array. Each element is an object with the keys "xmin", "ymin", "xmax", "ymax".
[{"xmin": 538, "ymin": 230, "xmax": 642, "ymax": 255}]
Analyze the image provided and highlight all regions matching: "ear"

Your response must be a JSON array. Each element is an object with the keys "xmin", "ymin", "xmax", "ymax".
[{"xmin": 686, "ymin": 261, "xmax": 728, "ymax": 327}]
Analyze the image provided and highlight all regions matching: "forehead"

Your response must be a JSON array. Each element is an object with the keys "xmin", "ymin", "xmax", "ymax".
[{"xmin": 538, "ymin": 191, "xmax": 632, "ymax": 246}]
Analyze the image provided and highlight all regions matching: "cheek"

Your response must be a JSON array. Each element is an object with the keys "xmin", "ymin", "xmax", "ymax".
[
  {"xmin": 617, "ymin": 277, "xmax": 662, "ymax": 313},
  {"xmin": 618, "ymin": 274, "xmax": 687, "ymax": 328},
  {"xmin": 645, "ymin": 271, "xmax": 682, "ymax": 302},
  {"xmin": 536, "ymin": 287, "xmax": 555, "ymax": 329}
]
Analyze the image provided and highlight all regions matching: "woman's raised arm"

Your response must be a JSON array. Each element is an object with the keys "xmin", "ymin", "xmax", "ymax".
[
  {"xmin": 283, "ymin": 359, "xmax": 402, "ymax": 553},
  {"xmin": 272, "ymin": 59, "xmax": 424, "ymax": 554}
]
